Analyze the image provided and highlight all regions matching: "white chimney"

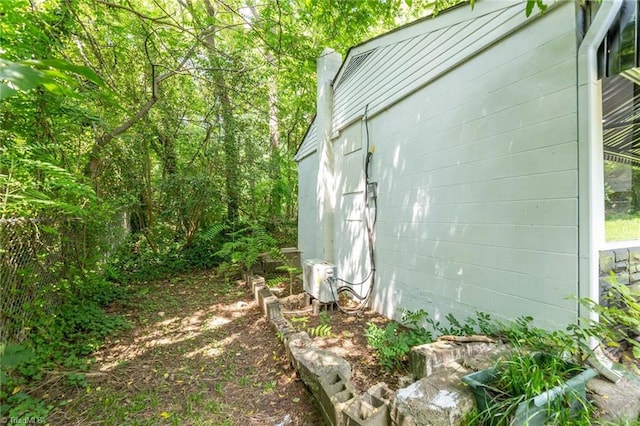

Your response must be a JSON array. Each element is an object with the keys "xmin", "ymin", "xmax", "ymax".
[{"xmin": 316, "ymin": 48, "xmax": 342, "ymax": 263}]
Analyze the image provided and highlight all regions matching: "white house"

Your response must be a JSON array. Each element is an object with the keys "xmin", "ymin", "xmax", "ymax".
[{"xmin": 295, "ymin": 0, "xmax": 640, "ymax": 329}]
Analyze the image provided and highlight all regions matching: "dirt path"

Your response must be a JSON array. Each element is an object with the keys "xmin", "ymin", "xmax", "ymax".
[{"xmin": 46, "ymin": 271, "xmax": 324, "ymax": 425}]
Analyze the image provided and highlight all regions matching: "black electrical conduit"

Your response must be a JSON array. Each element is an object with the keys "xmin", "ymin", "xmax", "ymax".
[{"xmin": 329, "ymin": 104, "xmax": 377, "ymax": 313}]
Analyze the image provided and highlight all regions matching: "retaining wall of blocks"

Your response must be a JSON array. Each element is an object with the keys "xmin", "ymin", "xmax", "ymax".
[
  {"xmin": 599, "ymin": 247, "xmax": 640, "ymax": 302},
  {"xmin": 243, "ymin": 268, "xmax": 520, "ymax": 426},
  {"xmin": 242, "ymin": 270, "xmax": 394, "ymax": 426}
]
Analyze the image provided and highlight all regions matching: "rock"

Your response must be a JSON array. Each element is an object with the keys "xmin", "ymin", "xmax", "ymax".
[
  {"xmin": 589, "ymin": 375, "xmax": 640, "ymax": 423},
  {"xmin": 391, "ymin": 367, "xmax": 476, "ymax": 426},
  {"xmin": 274, "ymin": 413, "xmax": 292, "ymax": 426}
]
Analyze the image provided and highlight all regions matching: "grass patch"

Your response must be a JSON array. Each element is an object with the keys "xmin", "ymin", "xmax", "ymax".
[{"xmin": 605, "ymin": 213, "xmax": 640, "ymax": 241}]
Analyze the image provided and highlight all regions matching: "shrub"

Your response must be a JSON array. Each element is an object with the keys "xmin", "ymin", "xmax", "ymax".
[{"xmin": 365, "ymin": 310, "xmax": 433, "ymax": 371}]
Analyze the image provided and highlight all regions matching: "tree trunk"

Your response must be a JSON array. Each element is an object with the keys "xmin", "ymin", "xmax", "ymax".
[{"xmin": 202, "ymin": 0, "xmax": 240, "ymax": 223}]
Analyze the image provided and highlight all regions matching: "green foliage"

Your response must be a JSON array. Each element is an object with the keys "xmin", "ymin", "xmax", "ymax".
[
  {"xmin": 469, "ymin": 352, "xmax": 593, "ymax": 426},
  {"xmin": 0, "ymin": 58, "xmax": 104, "ymax": 101},
  {"xmin": 0, "ymin": 144, "xmax": 99, "ymax": 218},
  {"xmin": 365, "ymin": 310, "xmax": 433, "ymax": 371},
  {"xmin": 290, "ymin": 316, "xmax": 310, "ymax": 328},
  {"xmin": 580, "ymin": 277, "xmax": 640, "ymax": 359},
  {"xmin": 1, "ymin": 391, "xmax": 51, "ymax": 424},
  {"xmin": 215, "ymin": 223, "xmax": 282, "ymax": 270},
  {"xmin": 1, "ymin": 272, "xmax": 130, "ymax": 422},
  {"xmin": 319, "ymin": 310, "xmax": 331, "ymax": 327},
  {"xmin": 276, "ymin": 265, "xmax": 302, "ymax": 295},
  {"xmin": 107, "ymin": 233, "xmax": 190, "ymax": 282},
  {"xmin": 307, "ymin": 324, "xmax": 334, "ymax": 338},
  {"xmin": 491, "ymin": 316, "xmax": 575, "ymax": 354}
]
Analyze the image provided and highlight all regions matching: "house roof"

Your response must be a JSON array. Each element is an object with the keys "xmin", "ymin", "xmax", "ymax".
[{"xmin": 294, "ymin": 0, "xmax": 553, "ymax": 162}]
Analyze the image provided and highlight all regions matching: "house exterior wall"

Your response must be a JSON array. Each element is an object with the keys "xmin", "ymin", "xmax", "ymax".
[
  {"xmin": 297, "ymin": 152, "xmax": 320, "ymax": 262},
  {"xmin": 331, "ymin": 1, "xmax": 580, "ymax": 328},
  {"xmin": 333, "ymin": 122, "xmax": 370, "ymax": 287}
]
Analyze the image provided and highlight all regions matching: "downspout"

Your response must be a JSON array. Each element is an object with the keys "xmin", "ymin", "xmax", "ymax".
[
  {"xmin": 577, "ymin": 0, "xmax": 622, "ymax": 382},
  {"xmin": 316, "ymin": 48, "xmax": 342, "ymax": 263}
]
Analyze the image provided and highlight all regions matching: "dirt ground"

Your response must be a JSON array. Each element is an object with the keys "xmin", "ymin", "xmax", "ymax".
[{"xmin": 41, "ymin": 270, "xmax": 401, "ymax": 426}]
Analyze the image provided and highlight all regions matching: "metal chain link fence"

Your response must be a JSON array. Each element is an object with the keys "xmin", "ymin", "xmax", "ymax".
[{"xmin": 0, "ymin": 218, "xmax": 80, "ymax": 344}]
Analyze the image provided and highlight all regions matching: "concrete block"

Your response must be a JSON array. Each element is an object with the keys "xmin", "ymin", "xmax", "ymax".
[
  {"xmin": 267, "ymin": 298, "xmax": 282, "ymax": 320},
  {"xmin": 253, "ymin": 283, "xmax": 266, "ymax": 303},
  {"xmin": 298, "ymin": 346, "xmax": 352, "ymax": 384},
  {"xmin": 614, "ymin": 261, "xmax": 629, "ymax": 273},
  {"xmin": 259, "ymin": 252, "xmax": 285, "ymax": 275},
  {"xmin": 281, "ymin": 247, "xmax": 302, "ymax": 268},
  {"xmin": 599, "ymin": 250, "xmax": 615, "ymax": 275},
  {"xmin": 631, "ymin": 273, "xmax": 640, "ymax": 284},
  {"xmin": 614, "ymin": 248, "xmax": 630, "ymax": 263},
  {"xmin": 343, "ymin": 399, "xmax": 382, "ymax": 426},
  {"xmin": 286, "ymin": 332, "xmax": 314, "ymax": 369},
  {"xmin": 630, "ymin": 264, "xmax": 640, "ymax": 274},
  {"xmin": 391, "ymin": 367, "xmax": 476, "ymax": 426},
  {"xmin": 629, "ymin": 247, "xmax": 640, "ymax": 263},
  {"xmin": 409, "ymin": 341, "xmax": 502, "ymax": 380},
  {"xmin": 257, "ymin": 287, "xmax": 281, "ymax": 320},
  {"xmin": 318, "ymin": 372, "xmax": 358, "ymax": 426},
  {"xmin": 287, "ymin": 332, "xmax": 352, "ymax": 398},
  {"xmin": 616, "ymin": 273, "xmax": 630, "ymax": 285},
  {"xmin": 342, "ymin": 383, "xmax": 394, "ymax": 426},
  {"xmin": 251, "ymin": 276, "xmax": 265, "ymax": 292},
  {"xmin": 368, "ymin": 383, "xmax": 394, "ymax": 406},
  {"xmin": 270, "ymin": 317, "xmax": 297, "ymax": 340},
  {"xmin": 286, "ymin": 332, "xmax": 356, "ymax": 425},
  {"xmin": 628, "ymin": 283, "xmax": 640, "ymax": 296}
]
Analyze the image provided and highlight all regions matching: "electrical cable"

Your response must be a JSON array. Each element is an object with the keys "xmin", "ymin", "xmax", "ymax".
[{"xmin": 330, "ymin": 103, "xmax": 377, "ymax": 314}]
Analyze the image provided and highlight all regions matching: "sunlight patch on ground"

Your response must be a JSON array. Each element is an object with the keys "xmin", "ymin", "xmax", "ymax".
[
  {"xmin": 96, "ymin": 302, "xmax": 253, "ymax": 371},
  {"xmin": 203, "ymin": 316, "xmax": 232, "ymax": 330},
  {"xmin": 183, "ymin": 332, "xmax": 242, "ymax": 359}
]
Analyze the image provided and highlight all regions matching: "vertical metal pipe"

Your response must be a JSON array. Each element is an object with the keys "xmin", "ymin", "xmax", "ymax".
[{"xmin": 316, "ymin": 48, "xmax": 342, "ymax": 263}]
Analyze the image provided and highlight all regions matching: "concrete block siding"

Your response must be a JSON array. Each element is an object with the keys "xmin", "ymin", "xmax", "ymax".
[
  {"xmin": 336, "ymin": 1, "xmax": 580, "ymax": 328},
  {"xmin": 599, "ymin": 247, "xmax": 640, "ymax": 301}
]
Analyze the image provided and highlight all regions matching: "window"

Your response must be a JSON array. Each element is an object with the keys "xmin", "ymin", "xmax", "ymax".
[{"xmin": 602, "ymin": 72, "xmax": 640, "ymax": 241}]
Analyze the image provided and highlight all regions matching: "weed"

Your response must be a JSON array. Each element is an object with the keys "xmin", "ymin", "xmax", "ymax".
[
  {"xmin": 66, "ymin": 372, "xmax": 88, "ymax": 388},
  {"xmin": 0, "ymin": 272, "xmax": 131, "ymax": 423},
  {"xmin": 319, "ymin": 310, "xmax": 331, "ymax": 327},
  {"xmin": 262, "ymin": 380, "xmax": 277, "ymax": 394},
  {"xmin": 579, "ymin": 276, "xmax": 640, "ymax": 359},
  {"xmin": 365, "ymin": 310, "xmax": 433, "ymax": 371},
  {"xmin": 307, "ymin": 324, "xmax": 334, "ymax": 338},
  {"xmin": 290, "ymin": 316, "xmax": 309, "ymax": 330},
  {"xmin": 468, "ymin": 352, "xmax": 593, "ymax": 425},
  {"xmin": 419, "ymin": 310, "xmax": 497, "ymax": 337},
  {"xmin": 214, "ymin": 382, "xmax": 225, "ymax": 395},
  {"xmin": 275, "ymin": 265, "xmax": 302, "ymax": 296}
]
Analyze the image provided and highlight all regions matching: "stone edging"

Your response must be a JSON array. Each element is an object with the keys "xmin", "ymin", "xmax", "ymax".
[{"xmin": 244, "ymin": 272, "xmax": 392, "ymax": 425}]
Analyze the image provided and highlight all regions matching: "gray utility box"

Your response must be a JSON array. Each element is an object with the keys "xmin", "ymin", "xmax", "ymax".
[{"xmin": 303, "ymin": 259, "xmax": 337, "ymax": 303}]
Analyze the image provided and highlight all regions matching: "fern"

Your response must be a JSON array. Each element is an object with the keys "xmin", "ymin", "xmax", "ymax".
[
  {"xmin": 266, "ymin": 275, "xmax": 286, "ymax": 287},
  {"xmin": 307, "ymin": 324, "xmax": 333, "ymax": 338},
  {"xmin": 199, "ymin": 223, "xmax": 228, "ymax": 243},
  {"xmin": 214, "ymin": 223, "xmax": 282, "ymax": 269},
  {"xmin": 290, "ymin": 316, "xmax": 309, "ymax": 326}
]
